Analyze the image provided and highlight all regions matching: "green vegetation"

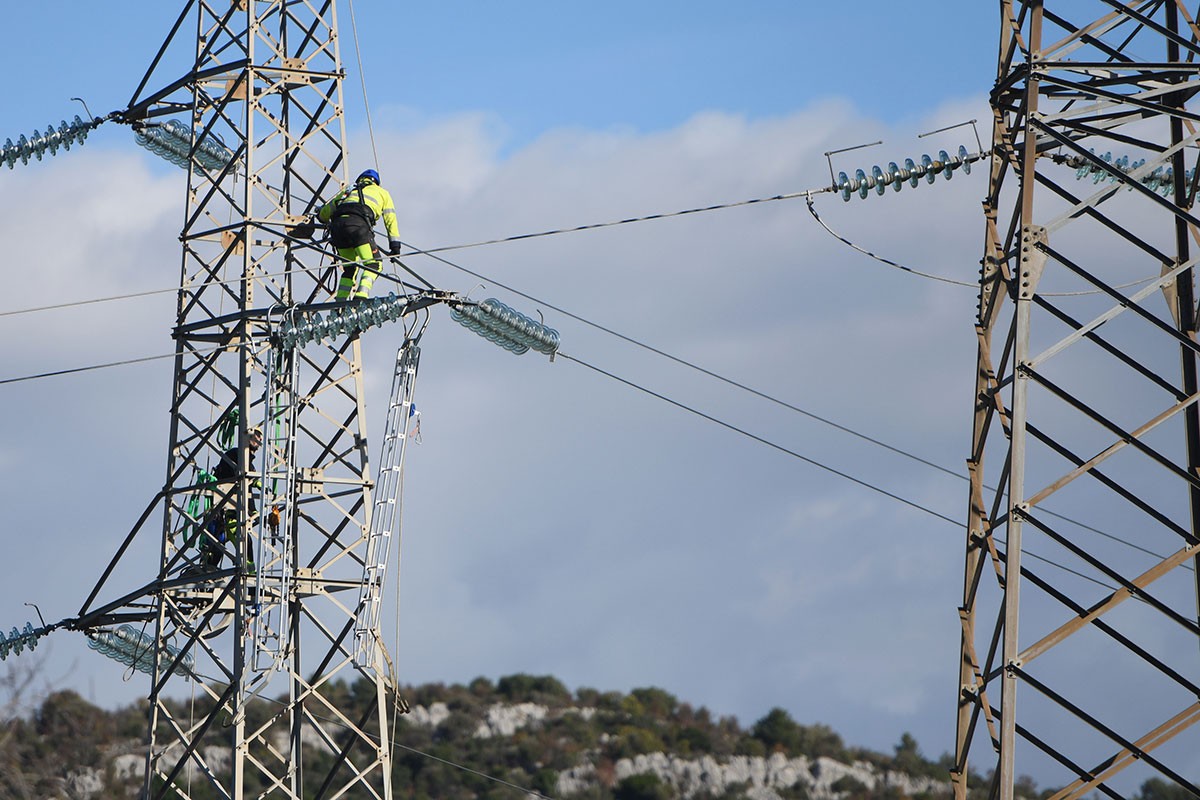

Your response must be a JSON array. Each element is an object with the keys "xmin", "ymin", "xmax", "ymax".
[{"xmin": 1, "ymin": 671, "xmax": 1179, "ymax": 800}]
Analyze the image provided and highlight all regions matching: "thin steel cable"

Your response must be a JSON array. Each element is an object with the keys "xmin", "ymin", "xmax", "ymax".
[
  {"xmin": 211, "ymin": 688, "xmax": 557, "ymax": 800},
  {"xmin": 806, "ymin": 196, "xmax": 1159, "ymax": 296},
  {"xmin": 0, "ymin": 342, "xmax": 240, "ymax": 386},
  {"xmin": 410, "ymin": 237, "xmax": 973, "ymax": 478},
  {"xmin": 0, "ymin": 186, "xmax": 1156, "ymax": 316},
  {"xmin": 2, "ymin": 264, "xmax": 1152, "ymax": 566},
  {"xmin": 0, "ymin": 242, "xmax": 1171, "ymax": 573},
  {"xmin": 0, "ymin": 254, "xmax": 327, "ymax": 318},
  {"xmin": 346, "ymin": 0, "xmax": 381, "ymax": 172},
  {"xmin": 0, "ymin": 190, "xmax": 811, "ymax": 319},
  {"xmin": 403, "ymin": 240, "xmax": 1188, "ymax": 572},
  {"xmin": 0, "ymin": 286, "xmax": 179, "ymax": 317},
  {"xmin": 0, "ymin": 222, "xmax": 1174, "ymax": 570},
  {"xmin": 557, "ymin": 352, "xmax": 1139, "ymax": 596},
  {"xmin": 805, "ymin": 196, "xmax": 977, "ymax": 287},
  {"xmin": 997, "ymin": 539, "xmax": 1129, "ymax": 594},
  {"xmin": 4, "ymin": 335, "xmax": 1153, "ymax": 598},
  {"xmin": 0, "ymin": 352, "xmax": 178, "ymax": 386},
  {"xmin": 407, "ymin": 190, "xmax": 823, "ymax": 255},
  {"xmin": 557, "ymin": 351, "xmax": 963, "ymax": 527},
  {"xmin": 389, "ymin": 740, "xmax": 556, "ymax": 800}
]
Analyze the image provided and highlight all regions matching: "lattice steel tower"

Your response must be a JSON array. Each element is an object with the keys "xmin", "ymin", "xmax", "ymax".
[
  {"xmin": 957, "ymin": 2, "xmax": 1200, "ymax": 799},
  {"xmin": 71, "ymin": 3, "xmax": 407, "ymax": 797}
]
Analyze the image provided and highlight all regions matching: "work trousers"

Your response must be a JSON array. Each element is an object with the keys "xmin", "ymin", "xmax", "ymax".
[{"xmin": 336, "ymin": 242, "xmax": 381, "ymax": 300}]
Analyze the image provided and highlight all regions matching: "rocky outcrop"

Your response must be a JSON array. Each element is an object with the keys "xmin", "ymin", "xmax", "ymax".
[
  {"xmin": 402, "ymin": 701, "xmax": 951, "ymax": 800},
  {"xmin": 559, "ymin": 752, "xmax": 951, "ymax": 800},
  {"xmin": 475, "ymin": 701, "xmax": 548, "ymax": 738},
  {"xmin": 91, "ymin": 701, "xmax": 950, "ymax": 800},
  {"xmin": 406, "ymin": 700, "xmax": 595, "ymax": 738},
  {"xmin": 407, "ymin": 700, "xmax": 451, "ymax": 728}
]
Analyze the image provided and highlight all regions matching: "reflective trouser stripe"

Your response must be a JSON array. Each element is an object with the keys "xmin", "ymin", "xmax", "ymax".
[
  {"xmin": 357, "ymin": 268, "xmax": 376, "ymax": 298},
  {"xmin": 335, "ymin": 244, "xmax": 378, "ymax": 299}
]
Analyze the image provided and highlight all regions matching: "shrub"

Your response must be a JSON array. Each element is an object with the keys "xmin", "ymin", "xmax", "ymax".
[
  {"xmin": 615, "ymin": 772, "xmax": 672, "ymax": 800},
  {"xmin": 629, "ymin": 687, "xmax": 679, "ymax": 718},
  {"xmin": 496, "ymin": 674, "xmax": 571, "ymax": 704}
]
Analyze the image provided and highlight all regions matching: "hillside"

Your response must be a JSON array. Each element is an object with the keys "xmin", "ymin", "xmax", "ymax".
[{"xmin": 0, "ymin": 672, "xmax": 1185, "ymax": 800}]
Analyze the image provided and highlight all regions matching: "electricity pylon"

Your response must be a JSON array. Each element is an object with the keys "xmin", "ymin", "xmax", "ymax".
[
  {"xmin": 71, "ymin": 3, "xmax": 410, "ymax": 797},
  {"xmin": 956, "ymin": 3, "xmax": 1200, "ymax": 799}
]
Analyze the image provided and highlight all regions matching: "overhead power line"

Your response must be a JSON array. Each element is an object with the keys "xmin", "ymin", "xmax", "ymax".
[
  {"xmin": 0, "ymin": 351, "xmax": 178, "ymax": 386},
  {"xmin": 0, "ymin": 226, "xmax": 1170, "ymax": 577},
  {"xmin": 0, "ymin": 285, "xmax": 178, "ymax": 318},
  {"xmin": 805, "ymin": 197, "xmax": 977, "ymax": 287},
  {"xmin": 407, "ymin": 190, "xmax": 821, "ymax": 255},
  {"xmin": 417, "ymin": 242, "xmax": 1187, "ymax": 577},
  {"xmin": 559, "ymin": 351, "xmax": 961, "ymax": 526},
  {"xmin": 0, "ymin": 190, "xmax": 821, "ymax": 321},
  {"xmin": 558, "ymin": 352, "xmax": 1130, "ymax": 596},
  {"xmin": 0, "ymin": 187, "xmax": 1172, "ymax": 575},
  {"xmin": 0, "ymin": 343, "xmax": 239, "ymax": 386},
  {"xmin": 0, "ymin": 178, "xmax": 1003, "ymax": 324}
]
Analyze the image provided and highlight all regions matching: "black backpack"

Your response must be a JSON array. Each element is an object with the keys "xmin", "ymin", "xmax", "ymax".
[{"xmin": 328, "ymin": 185, "xmax": 376, "ymax": 248}]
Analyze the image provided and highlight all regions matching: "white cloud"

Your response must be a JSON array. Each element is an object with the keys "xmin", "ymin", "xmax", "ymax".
[
  {"xmin": 358, "ymin": 101, "xmax": 991, "ymax": 757},
  {"xmin": 0, "ymin": 97, "xmax": 993, "ymax": 766}
]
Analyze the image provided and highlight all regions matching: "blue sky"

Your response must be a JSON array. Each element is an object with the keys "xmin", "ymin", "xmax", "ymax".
[
  {"xmin": 7, "ymin": 3, "xmax": 996, "ymax": 144},
  {"xmin": 373, "ymin": 2, "xmax": 997, "ymax": 138},
  {"xmin": 0, "ymin": 0, "xmax": 1019, "ymax": 786}
]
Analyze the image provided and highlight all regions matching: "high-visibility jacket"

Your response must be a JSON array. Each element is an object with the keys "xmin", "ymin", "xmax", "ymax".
[{"xmin": 318, "ymin": 182, "xmax": 400, "ymax": 242}]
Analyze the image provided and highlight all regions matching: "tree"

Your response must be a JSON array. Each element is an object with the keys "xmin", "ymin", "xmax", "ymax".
[
  {"xmin": 752, "ymin": 707, "xmax": 802, "ymax": 752},
  {"xmin": 893, "ymin": 732, "xmax": 924, "ymax": 775},
  {"xmin": 0, "ymin": 659, "xmax": 95, "ymax": 800},
  {"xmin": 1136, "ymin": 777, "xmax": 1197, "ymax": 800}
]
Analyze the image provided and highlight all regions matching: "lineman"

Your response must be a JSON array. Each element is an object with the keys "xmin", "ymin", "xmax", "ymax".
[
  {"xmin": 199, "ymin": 426, "xmax": 263, "ymax": 572},
  {"xmin": 318, "ymin": 169, "xmax": 402, "ymax": 300}
]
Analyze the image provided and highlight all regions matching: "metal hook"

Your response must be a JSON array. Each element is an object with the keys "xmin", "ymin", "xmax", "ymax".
[
  {"xmin": 824, "ymin": 140, "xmax": 884, "ymax": 189},
  {"xmin": 919, "ymin": 119, "xmax": 986, "ymax": 155},
  {"xmin": 69, "ymin": 97, "xmax": 96, "ymax": 123},
  {"xmin": 24, "ymin": 603, "xmax": 46, "ymax": 628}
]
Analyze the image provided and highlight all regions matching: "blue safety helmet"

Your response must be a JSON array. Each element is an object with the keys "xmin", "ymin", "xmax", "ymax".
[{"xmin": 356, "ymin": 169, "xmax": 380, "ymax": 186}]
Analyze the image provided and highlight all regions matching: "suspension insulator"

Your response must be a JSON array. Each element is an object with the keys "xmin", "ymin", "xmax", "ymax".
[
  {"xmin": 905, "ymin": 157, "xmax": 919, "ymax": 186},
  {"xmin": 451, "ymin": 298, "xmax": 560, "ymax": 357},
  {"xmin": 836, "ymin": 144, "xmax": 982, "ymax": 201},
  {"xmin": 920, "ymin": 154, "xmax": 936, "ymax": 184},
  {"xmin": 1064, "ymin": 149, "xmax": 1181, "ymax": 197},
  {"xmin": 87, "ymin": 624, "xmax": 194, "ymax": 676},
  {"xmin": 0, "ymin": 622, "xmax": 43, "ymax": 660},
  {"xmin": 1, "ymin": 116, "xmax": 100, "ymax": 170},
  {"xmin": 278, "ymin": 292, "xmax": 414, "ymax": 350},
  {"xmin": 134, "ymin": 119, "xmax": 233, "ymax": 172}
]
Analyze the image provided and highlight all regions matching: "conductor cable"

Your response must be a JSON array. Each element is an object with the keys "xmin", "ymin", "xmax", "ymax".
[{"xmin": 557, "ymin": 351, "xmax": 962, "ymax": 527}]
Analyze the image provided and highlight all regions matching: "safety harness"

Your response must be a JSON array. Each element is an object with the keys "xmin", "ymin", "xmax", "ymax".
[{"xmin": 329, "ymin": 184, "xmax": 377, "ymax": 249}]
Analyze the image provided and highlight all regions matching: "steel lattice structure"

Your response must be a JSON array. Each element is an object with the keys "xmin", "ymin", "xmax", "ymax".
[
  {"xmin": 957, "ymin": 2, "xmax": 1200, "ymax": 799},
  {"xmin": 65, "ymin": 2, "xmax": 436, "ymax": 797}
]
